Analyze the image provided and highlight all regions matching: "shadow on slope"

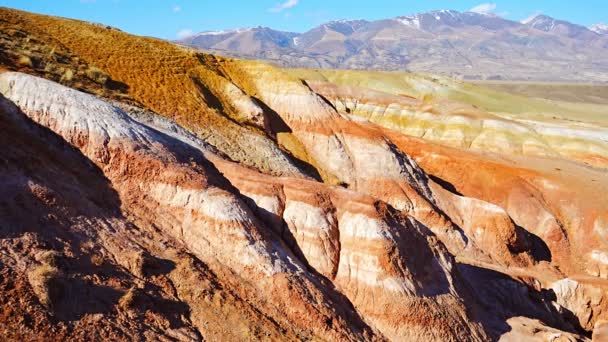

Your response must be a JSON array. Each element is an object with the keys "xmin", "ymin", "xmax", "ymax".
[
  {"xmin": 0, "ymin": 97, "xmax": 191, "ymax": 328},
  {"xmin": 458, "ymin": 263, "xmax": 590, "ymax": 339}
]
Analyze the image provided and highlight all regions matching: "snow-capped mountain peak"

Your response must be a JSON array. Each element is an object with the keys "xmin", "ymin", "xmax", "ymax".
[
  {"xmin": 523, "ymin": 14, "xmax": 557, "ymax": 30},
  {"xmin": 523, "ymin": 14, "xmax": 596, "ymax": 38},
  {"xmin": 195, "ymin": 28, "xmax": 254, "ymax": 36},
  {"xmin": 521, "ymin": 14, "xmax": 542, "ymax": 25},
  {"xmin": 321, "ymin": 19, "xmax": 368, "ymax": 35},
  {"xmin": 590, "ymin": 23, "xmax": 608, "ymax": 35},
  {"xmin": 394, "ymin": 10, "xmax": 513, "ymax": 32}
]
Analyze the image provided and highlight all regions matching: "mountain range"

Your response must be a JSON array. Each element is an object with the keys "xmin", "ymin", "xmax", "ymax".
[{"xmin": 178, "ymin": 10, "xmax": 608, "ymax": 82}]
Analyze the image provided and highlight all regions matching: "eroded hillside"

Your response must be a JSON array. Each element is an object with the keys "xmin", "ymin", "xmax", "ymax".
[{"xmin": 1, "ymin": 6, "xmax": 608, "ymax": 341}]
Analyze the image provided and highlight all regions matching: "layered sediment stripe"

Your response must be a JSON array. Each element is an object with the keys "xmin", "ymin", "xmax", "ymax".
[
  {"xmin": 0, "ymin": 71, "xmax": 378, "ymax": 340},
  {"xmin": 209, "ymin": 158, "xmax": 487, "ymax": 340},
  {"xmin": 283, "ymin": 199, "xmax": 340, "ymax": 278},
  {"xmin": 431, "ymin": 183, "xmax": 534, "ymax": 267},
  {"xmin": 388, "ymin": 131, "xmax": 608, "ymax": 277},
  {"xmin": 0, "ymin": 72, "xmax": 296, "ymax": 277},
  {"xmin": 333, "ymin": 203, "xmax": 486, "ymax": 341},
  {"xmin": 235, "ymin": 66, "xmax": 476, "ymax": 258},
  {"xmin": 308, "ymin": 80, "xmax": 608, "ymax": 169}
]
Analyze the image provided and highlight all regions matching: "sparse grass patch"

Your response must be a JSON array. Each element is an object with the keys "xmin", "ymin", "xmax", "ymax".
[
  {"xmin": 85, "ymin": 66, "xmax": 108, "ymax": 85},
  {"xmin": 28, "ymin": 263, "xmax": 62, "ymax": 308},
  {"xmin": 118, "ymin": 286, "xmax": 138, "ymax": 310},
  {"xmin": 16, "ymin": 55, "xmax": 32, "ymax": 68},
  {"xmin": 28, "ymin": 250, "xmax": 65, "ymax": 308},
  {"xmin": 61, "ymin": 67, "xmax": 73, "ymax": 81},
  {"xmin": 36, "ymin": 250, "xmax": 61, "ymax": 267}
]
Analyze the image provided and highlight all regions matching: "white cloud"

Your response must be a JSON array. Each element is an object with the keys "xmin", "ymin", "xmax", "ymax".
[
  {"xmin": 173, "ymin": 5, "xmax": 181, "ymax": 13},
  {"xmin": 176, "ymin": 29, "xmax": 194, "ymax": 39},
  {"xmin": 268, "ymin": 0, "xmax": 299, "ymax": 13},
  {"xmin": 469, "ymin": 3, "xmax": 497, "ymax": 15}
]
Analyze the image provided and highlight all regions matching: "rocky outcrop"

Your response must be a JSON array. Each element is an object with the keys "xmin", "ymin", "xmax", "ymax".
[
  {"xmin": 1, "ymin": 7, "xmax": 608, "ymax": 341},
  {"xmin": 0, "ymin": 71, "xmax": 493, "ymax": 340},
  {"xmin": 551, "ymin": 278, "xmax": 608, "ymax": 332},
  {"xmin": 226, "ymin": 63, "xmax": 468, "ymax": 252},
  {"xmin": 0, "ymin": 72, "xmax": 378, "ymax": 340},
  {"xmin": 224, "ymin": 62, "xmax": 550, "ymax": 271},
  {"xmin": 430, "ymin": 183, "xmax": 533, "ymax": 267},
  {"xmin": 210, "ymin": 161, "xmax": 488, "ymax": 340},
  {"xmin": 0, "ymin": 89, "xmax": 292, "ymax": 340},
  {"xmin": 387, "ymin": 131, "xmax": 608, "ymax": 279}
]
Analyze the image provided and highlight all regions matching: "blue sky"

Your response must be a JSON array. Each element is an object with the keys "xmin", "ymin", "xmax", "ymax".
[{"xmin": 2, "ymin": 1, "xmax": 606, "ymax": 39}]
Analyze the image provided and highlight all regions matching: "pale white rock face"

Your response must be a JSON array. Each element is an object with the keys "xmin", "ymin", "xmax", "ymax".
[
  {"xmin": 284, "ymin": 200, "xmax": 335, "ymax": 236},
  {"xmin": 589, "ymin": 250, "xmax": 608, "ymax": 278},
  {"xmin": 223, "ymin": 82, "xmax": 267, "ymax": 130},
  {"xmin": 506, "ymin": 189, "xmax": 563, "ymax": 240},
  {"xmin": 241, "ymin": 192, "xmax": 284, "ymax": 232},
  {"xmin": 297, "ymin": 132, "xmax": 356, "ymax": 185},
  {"xmin": 339, "ymin": 212, "xmax": 387, "ymax": 240},
  {"xmin": 341, "ymin": 135, "xmax": 407, "ymax": 179},
  {"xmin": 283, "ymin": 200, "xmax": 338, "ymax": 277},
  {"xmin": 438, "ymin": 187, "xmax": 524, "ymax": 265},
  {"xmin": 336, "ymin": 210, "xmax": 457, "ymax": 298},
  {"xmin": 590, "ymin": 250, "xmax": 608, "ymax": 266},
  {"xmin": 0, "ymin": 71, "xmax": 304, "ymax": 279},
  {"xmin": 266, "ymin": 92, "xmax": 338, "ymax": 122},
  {"xmin": 250, "ymin": 74, "xmax": 339, "ymax": 122},
  {"xmin": 336, "ymin": 249, "xmax": 408, "ymax": 293},
  {"xmin": 297, "ymin": 130, "xmax": 433, "ymax": 202},
  {"xmin": 342, "ymin": 134, "xmax": 433, "ymax": 200},
  {"xmin": 0, "ymin": 72, "xmax": 158, "ymax": 164},
  {"xmin": 551, "ymin": 278, "xmax": 605, "ymax": 331},
  {"xmin": 148, "ymin": 183, "xmax": 255, "ymax": 224},
  {"xmin": 336, "ymin": 225, "xmax": 464, "ymax": 342}
]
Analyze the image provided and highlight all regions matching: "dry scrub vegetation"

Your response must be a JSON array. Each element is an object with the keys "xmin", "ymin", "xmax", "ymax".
[
  {"xmin": 0, "ymin": 13, "xmax": 137, "ymax": 105},
  {"xmin": 0, "ymin": 7, "xmax": 255, "ymax": 130},
  {"xmin": 28, "ymin": 250, "xmax": 64, "ymax": 308},
  {"xmin": 0, "ymin": 7, "xmax": 314, "ymax": 176}
]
